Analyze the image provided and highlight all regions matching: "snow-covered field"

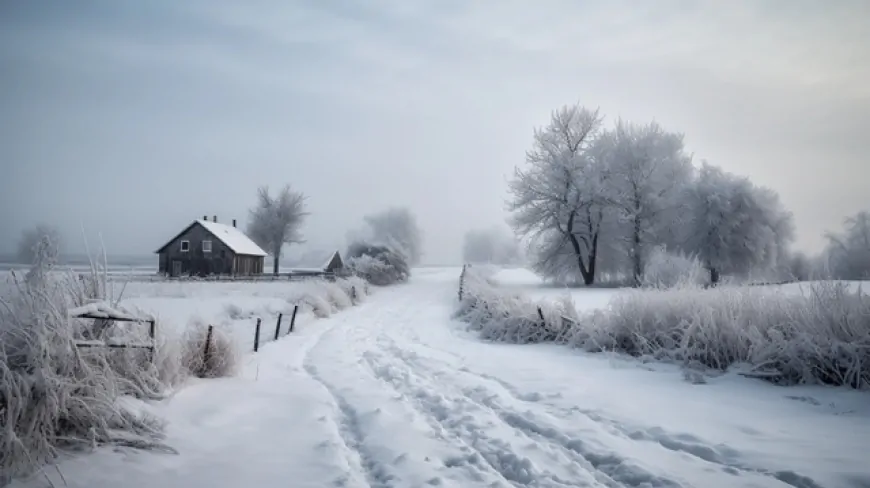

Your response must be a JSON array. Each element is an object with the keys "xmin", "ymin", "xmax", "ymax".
[
  {"xmin": 488, "ymin": 267, "xmax": 620, "ymax": 311},
  {"xmin": 10, "ymin": 267, "xmax": 870, "ymax": 488},
  {"xmin": 116, "ymin": 278, "xmax": 365, "ymax": 353},
  {"xmin": 489, "ymin": 267, "xmax": 869, "ymax": 313}
]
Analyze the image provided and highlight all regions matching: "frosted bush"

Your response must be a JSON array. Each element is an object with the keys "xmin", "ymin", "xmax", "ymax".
[
  {"xmin": 583, "ymin": 282, "xmax": 870, "ymax": 387},
  {"xmin": 333, "ymin": 276, "xmax": 369, "ymax": 305},
  {"xmin": 0, "ymin": 248, "xmax": 174, "ymax": 483},
  {"xmin": 315, "ymin": 280, "xmax": 353, "ymax": 311},
  {"xmin": 346, "ymin": 242, "xmax": 410, "ymax": 286},
  {"xmin": 181, "ymin": 319, "xmax": 240, "ymax": 379},
  {"xmin": 456, "ymin": 267, "xmax": 870, "ymax": 389},
  {"xmin": 455, "ymin": 270, "xmax": 581, "ymax": 345},
  {"xmin": 285, "ymin": 279, "xmax": 364, "ymax": 318},
  {"xmin": 640, "ymin": 246, "xmax": 708, "ymax": 289}
]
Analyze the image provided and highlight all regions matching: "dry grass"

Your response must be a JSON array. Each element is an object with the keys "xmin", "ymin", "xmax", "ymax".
[{"xmin": 456, "ymin": 267, "xmax": 870, "ymax": 389}]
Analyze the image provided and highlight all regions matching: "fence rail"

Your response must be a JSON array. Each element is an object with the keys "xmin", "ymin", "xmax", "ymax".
[
  {"xmin": 112, "ymin": 271, "xmax": 344, "ymax": 283},
  {"xmin": 72, "ymin": 313, "xmax": 157, "ymax": 362}
]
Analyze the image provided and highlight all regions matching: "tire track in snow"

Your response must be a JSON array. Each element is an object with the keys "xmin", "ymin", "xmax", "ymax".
[
  {"xmin": 444, "ymin": 363, "xmax": 824, "ymax": 488},
  {"xmin": 383, "ymin": 335, "xmax": 823, "ymax": 488},
  {"xmin": 366, "ymin": 338, "xmax": 685, "ymax": 488},
  {"xmin": 300, "ymin": 319, "xmax": 394, "ymax": 488},
  {"xmin": 360, "ymin": 350, "xmax": 579, "ymax": 488}
]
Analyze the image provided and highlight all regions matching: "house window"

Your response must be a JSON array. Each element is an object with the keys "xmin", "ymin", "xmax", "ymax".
[
  {"xmin": 180, "ymin": 240, "xmax": 190, "ymax": 252},
  {"xmin": 203, "ymin": 240, "xmax": 212, "ymax": 253}
]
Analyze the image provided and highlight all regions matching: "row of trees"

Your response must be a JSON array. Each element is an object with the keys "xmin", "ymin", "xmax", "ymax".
[
  {"xmin": 462, "ymin": 227, "xmax": 521, "ymax": 265},
  {"xmin": 246, "ymin": 185, "xmax": 423, "ymax": 275},
  {"xmin": 508, "ymin": 103, "xmax": 794, "ymax": 285}
]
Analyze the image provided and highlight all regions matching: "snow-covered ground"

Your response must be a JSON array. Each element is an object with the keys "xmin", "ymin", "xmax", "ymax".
[
  {"xmin": 489, "ymin": 267, "xmax": 621, "ymax": 311},
  {"xmin": 11, "ymin": 267, "xmax": 870, "ymax": 488},
  {"xmin": 116, "ymin": 278, "xmax": 361, "ymax": 352}
]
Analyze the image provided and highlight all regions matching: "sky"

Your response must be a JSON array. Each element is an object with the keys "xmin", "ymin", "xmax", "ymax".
[{"xmin": 1, "ymin": 0, "xmax": 868, "ymax": 264}]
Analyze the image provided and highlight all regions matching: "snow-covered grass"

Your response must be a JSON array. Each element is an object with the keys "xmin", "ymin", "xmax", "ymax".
[
  {"xmin": 640, "ymin": 246, "xmax": 708, "ymax": 289},
  {"xmin": 0, "ymin": 266, "xmax": 172, "ymax": 484},
  {"xmin": 458, "ymin": 266, "xmax": 870, "ymax": 389},
  {"xmin": 0, "ymin": 264, "xmax": 370, "ymax": 485}
]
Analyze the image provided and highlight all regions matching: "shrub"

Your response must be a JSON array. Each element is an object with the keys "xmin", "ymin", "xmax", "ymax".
[
  {"xmin": 457, "ymin": 266, "xmax": 870, "ymax": 389},
  {"xmin": 346, "ymin": 241, "xmax": 409, "ymax": 286},
  {"xmin": 181, "ymin": 319, "xmax": 240, "ymax": 379},
  {"xmin": 332, "ymin": 276, "xmax": 369, "ymax": 305},
  {"xmin": 640, "ymin": 246, "xmax": 708, "ymax": 289},
  {"xmin": 0, "ymin": 249, "xmax": 173, "ymax": 482}
]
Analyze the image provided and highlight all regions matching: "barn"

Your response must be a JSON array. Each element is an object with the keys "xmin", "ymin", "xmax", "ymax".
[{"xmin": 155, "ymin": 216, "xmax": 267, "ymax": 277}]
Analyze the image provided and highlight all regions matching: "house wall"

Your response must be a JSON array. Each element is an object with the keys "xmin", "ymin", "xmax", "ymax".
[{"xmin": 158, "ymin": 223, "xmax": 238, "ymax": 277}]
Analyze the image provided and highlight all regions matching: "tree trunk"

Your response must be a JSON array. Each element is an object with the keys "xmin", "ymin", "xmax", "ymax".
[
  {"xmin": 565, "ymin": 210, "xmax": 594, "ymax": 285},
  {"xmin": 272, "ymin": 248, "xmax": 281, "ymax": 275},
  {"xmin": 710, "ymin": 267, "xmax": 720, "ymax": 286},
  {"xmin": 632, "ymin": 215, "xmax": 642, "ymax": 287}
]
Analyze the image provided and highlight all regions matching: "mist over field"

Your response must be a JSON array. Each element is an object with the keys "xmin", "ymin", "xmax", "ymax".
[{"xmin": 3, "ymin": 2, "xmax": 869, "ymax": 488}]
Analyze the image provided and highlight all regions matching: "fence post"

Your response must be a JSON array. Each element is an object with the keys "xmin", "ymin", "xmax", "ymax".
[
  {"xmin": 253, "ymin": 318, "xmax": 262, "ymax": 352},
  {"xmin": 459, "ymin": 264, "xmax": 467, "ymax": 301},
  {"xmin": 274, "ymin": 313, "xmax": 283, "ymax": 341},
  {"xmin": 289, "ymin": 305, "xmax": 299, "ymax": 333},
  {"xmin": 203, "ymin": 325, "xmax": 213, "ymax": 368},
  {"xmin": 148, "ymin": 319, "xmax": 156, "ymax": 363}
]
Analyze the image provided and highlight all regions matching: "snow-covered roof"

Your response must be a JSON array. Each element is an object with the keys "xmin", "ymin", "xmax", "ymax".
[
  {"xmin": 69, "ymin": 302, "xmax": 153, "ymax": 321},
  {"xmin": 196, "ymin": 220, "xmax": 268, "ymax": 257}
]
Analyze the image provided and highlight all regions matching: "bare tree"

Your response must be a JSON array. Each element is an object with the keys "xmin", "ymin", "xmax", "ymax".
[
  {"xmin": 16, "ymin": 224, "xmax": 62, "ymax": 266},
  {"xmin": 508, "ymin": 103, "xmax": 608, "ymax": 285},
  {"xmin": 362, "ymin": 207, "xmax": 423, "ymax": 265},
  {"xmin": 247, "ymin": 185, "xmax": 309, "ymax": 275}
]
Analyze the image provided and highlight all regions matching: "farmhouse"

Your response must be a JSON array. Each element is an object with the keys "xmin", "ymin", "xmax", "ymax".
[{"xmin": 155, "ymin": 216, "xmax": 267, "ymax": 277}]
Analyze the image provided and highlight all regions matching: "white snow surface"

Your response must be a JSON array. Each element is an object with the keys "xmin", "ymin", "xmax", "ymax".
[
  {"xmin": 13, "ymin": 267, "xmax": 870, "ymax": 488},
  {"xmin": 196, "ymin": 219, "xmax": 268, "ymax": 257}
]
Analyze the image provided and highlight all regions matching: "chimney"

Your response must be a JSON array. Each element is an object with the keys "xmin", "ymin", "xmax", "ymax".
[
  {"xmin": 232, "ymin": 219, "xmax": 237, "ymax": 228},
  {"xmin": 213, "ymin": 215, "xmax": 217, "ymax": 223},
  {"xmin": 203, "ymin": 215, "xmax": 207, "ymax": 221}
]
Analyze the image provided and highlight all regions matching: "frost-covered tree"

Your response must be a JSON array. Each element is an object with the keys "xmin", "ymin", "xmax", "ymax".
[
  {"xmin": 509, "ymin": 104, "xmax": 609, "ymax": 285},
  {"xmin": 462, "ymin": 227, "xmax": 520, "ymax": 265},
  {"xmin": 362, "ymin": 207, "xmax": 423, "ymax": 265},
  {"xmin": 601, "ymin": 120, "xmax": 694, "ymax": 285},
  {"xmin": 247, "ymin": 185, "xmax": 309, "ymax": 275},
  {"xmin": 346, "ymin": 241, "xmax": 410, "ymax": 285},
  {"xmin": 683, "ymin": 163, "xmax": 794, "ymax": 284},
  {"xmin": 16, "ymin": 224, "xmax": 62, "ymax": 266},
  {"xmin": 823, "ymin": 210, "xmax": 870, "ymax": 280}
]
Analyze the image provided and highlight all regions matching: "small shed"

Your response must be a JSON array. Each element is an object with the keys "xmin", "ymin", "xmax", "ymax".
[
  {"xmin": 322, "ymin": 251, "xmax": 344, "ymax": 273},
  {"xmin": 155, "ymin": 216, "xmax": 267, "ymax": 277},
  {"xmin": 289, "ymin": 250, "xmax": 345, "ymax": 276}
]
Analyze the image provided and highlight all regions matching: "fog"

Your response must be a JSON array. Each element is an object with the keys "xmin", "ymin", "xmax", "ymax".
[{"xmin": 2, "ymin": 1, "xmax": 868, "ymax": 264}]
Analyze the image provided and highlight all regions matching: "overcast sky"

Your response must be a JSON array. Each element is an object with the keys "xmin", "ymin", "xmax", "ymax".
[{"xmin": 2, "ymin": 1, "xmax": 868, "ymax": 264}]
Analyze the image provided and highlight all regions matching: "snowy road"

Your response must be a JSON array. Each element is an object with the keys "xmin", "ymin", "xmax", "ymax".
[{"xmin": 19, "ymin": 268, "xmax": 870, "ymax": 488}]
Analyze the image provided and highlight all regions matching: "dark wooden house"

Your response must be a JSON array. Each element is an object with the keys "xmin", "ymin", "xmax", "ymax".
[{"xmin": 155, "ymin": 216, "xmax": 267, "ymax": 277}]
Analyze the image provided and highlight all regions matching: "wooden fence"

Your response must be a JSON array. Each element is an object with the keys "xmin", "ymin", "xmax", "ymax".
[
  {"xmin": 71, "ymin": 311, "xmax": 157, "ymax": 362},
  {"xmin": 118, "ymin": 271, "xmax": 342, "ymax": 283}
]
